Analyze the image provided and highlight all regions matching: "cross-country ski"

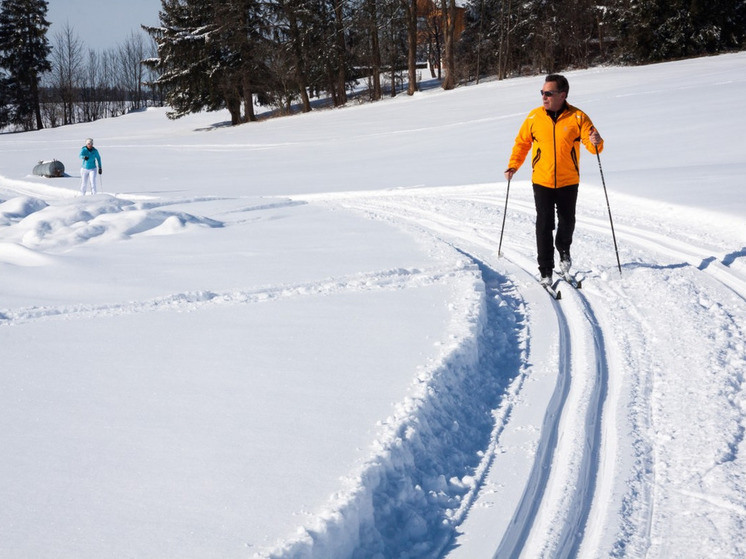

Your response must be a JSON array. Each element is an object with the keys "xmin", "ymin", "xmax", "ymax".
[
  {"xmin": 541, "ymin": 278, "xmax": 562, "ymax": 299},
  {"xmin": 556, "ymin": 271, "xmax": 584, "ymax": 289}
]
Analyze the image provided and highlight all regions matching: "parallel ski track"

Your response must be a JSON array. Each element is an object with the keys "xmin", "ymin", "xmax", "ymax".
[
  {"xmin": 469, "ymin": 193, "xmax": 746, "ymax": 302},
  {"xmin": 398, "ymin": 187, "xmax": 746, "ymax": 558},
  {"xmin": 396, "ymin": 187, "xmax": 745, "ymax": 559},
  {"xmin": 321, "ymin": 191, "xmax": 612, "ymax": 558}
]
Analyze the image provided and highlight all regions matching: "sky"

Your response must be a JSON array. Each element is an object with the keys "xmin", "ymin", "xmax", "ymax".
[{"xmin": 46, "ymin": 0, "xmax": 161, "ymax": 51}]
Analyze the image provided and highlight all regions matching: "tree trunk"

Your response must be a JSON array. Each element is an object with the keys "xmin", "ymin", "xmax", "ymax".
[
  {"xmin": 287, "ymin": 8, "xmax": 312, "ymax": 113},
  {"xmin": 243, "ymin": 75, "xmax": 257, "ymax": 122},
  {"xmin": 390, "ymin": 54, "xmax": 397, "ymax": 97},
  {"xmin": 406, "ymin": 0, "xmax": 418, "ymax": 95},
  {"xmin": 31, "ymin": 76, "xmax": 43, "ymax": 130},
  {"xmin": 441, "ymin": 0, "xmax": 456, "ymax": 89},
  {"xmin": 226, "ymin": 90, "xmax": 242, "ymax": 125},
  {"xmin": 367, "ymin": 0, "xmax": 382, "ymax": 100},
  {"xmin": 334, "ymin": 0, "xmax": 348, "ymax": 105}
]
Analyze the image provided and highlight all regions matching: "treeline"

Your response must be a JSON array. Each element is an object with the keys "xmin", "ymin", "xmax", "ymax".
[
  {"xmin": 1, "ymin": 0, "xmax": 744, "ymax": 132},
  {"xmin": 0, "ymin": 0, "xmax": 161, "ymax": 132},
  {"xmin": 456, "ymin": 0, "xmax": 746, "ymax": 80},
  {"xmin": 146, "ymin": 0, "xmax": 745, "ymax": 125},
  {"xmin": 143, "ymin": 0, "xmax": 452, "ymax": 125},
  {"xmin": 40, "ymin": 25, "xmax": 161, "ymax": 128}
]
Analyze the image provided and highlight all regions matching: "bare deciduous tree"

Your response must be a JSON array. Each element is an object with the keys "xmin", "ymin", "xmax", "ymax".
[
  {"xmin": 48, "ymin": 23, "xmax": 83, "ymax": 125},
  {"xmin": 118, "ymin": 31, "xmax": 148, "ymax": 111}
]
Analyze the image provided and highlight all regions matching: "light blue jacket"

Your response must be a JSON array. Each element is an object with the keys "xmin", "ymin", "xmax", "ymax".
[{"xmin": 80, "ymin": 146, "xmax": 102, "ymax": 170}]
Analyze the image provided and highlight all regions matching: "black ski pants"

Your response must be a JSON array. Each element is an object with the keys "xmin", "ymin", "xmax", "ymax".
[{"xmin": 532, "ymin": 183, "xmax": 578, "ymax": 273}]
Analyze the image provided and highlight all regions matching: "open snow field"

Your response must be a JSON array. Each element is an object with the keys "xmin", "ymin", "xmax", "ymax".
[{"xmin": 1, "ymin": 53, "xmax": 745, "ymax": 558}]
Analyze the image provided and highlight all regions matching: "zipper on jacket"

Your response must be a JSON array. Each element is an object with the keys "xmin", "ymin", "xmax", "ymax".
[{"xmin": 552, "ymin": 119, "xmax": 557, "ymax": 188}]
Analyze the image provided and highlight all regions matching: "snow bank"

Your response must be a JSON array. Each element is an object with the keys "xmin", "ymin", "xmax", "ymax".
[{"xmin": 262, "ymin": 256, "xmax": 527, "ymax": 557}]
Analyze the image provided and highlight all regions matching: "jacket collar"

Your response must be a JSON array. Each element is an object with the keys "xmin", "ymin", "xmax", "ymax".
[{"xmin": 545, "ymin": 101, "xmax": 569, "ymax": 122}]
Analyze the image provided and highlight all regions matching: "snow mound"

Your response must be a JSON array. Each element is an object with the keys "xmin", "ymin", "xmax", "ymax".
[
  {"xmin": 0, "ymin": 241, "xmax": 55, "ymax": 266},
  {"xmin": 0, "ymin": 194, "xmax": 223, "ymax": 252},
  {"xmin": 0, "ymin": 195, "xmax": 49, "ymax": 221}
]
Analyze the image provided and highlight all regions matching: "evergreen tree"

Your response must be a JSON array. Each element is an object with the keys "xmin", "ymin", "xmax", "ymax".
[
  {"xmin": 377, "ymin": 0, "xmax": 407, "ymax": 96},
  {"xmin": 0, "ymin": 0, "xmax": 51, "ymax": 130},
  {"xmin": 266, "ymin": 0, "xmax": 354, "ymax": 110},
  {"xmin": 144, "ymin": 0, "xmax": 221, "ymax": 120},
  {"xmin": 357, "ymin": 0, "xmax": 383, "ymax": 99},
  {"xmin": 295, "ymin": 0, "xmax": 350, "ymax": 105},
  {"xmin": 145, "ymin": 0, "xmax": 265, "ymax": 124},
  {"xmin": 265, "ymin": 0, "xmax": 317, "ymax": 112},
  {"xmin": 0, "ymin": 74, "xmax": 12, "ymax": 127},
  {"xmin": 457, "ymin": 0, "xmax": 515, "ymax": 81},
  {"xmin": 608, "ymin": 0, "xmax": 746, "ymax": 63},
  {"xmin": 212, "ymin": 0, "xmax": 269, "ymax": 122}
]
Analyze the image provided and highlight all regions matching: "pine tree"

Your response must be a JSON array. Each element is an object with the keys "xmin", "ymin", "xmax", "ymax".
[
  {"xmin": 0, "ymin": 0, "xmax": 51, "ymax": 130},
  {"xmin": 457, "ymin": 0, "xmax": 515, "ymax": 81},
  {"xmin": 145, "ymin": 0, "xmax": 270, "ymax": 124},
  {"xmin": 144, "ymin": 0, "xmax": 220, "ymax": 120},
  {"xmin": 607, "ymin": 0, "xmax": 746, "ymax": 63},
  {"xmin": 212, "ymin": 0, "xmax": 269, "ymax": 122},
  {"xmin": 266, "ymin": 0, "xmax": 319, "ymax": 112}
]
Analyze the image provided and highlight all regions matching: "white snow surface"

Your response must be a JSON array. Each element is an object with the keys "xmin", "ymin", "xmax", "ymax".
[{"xmin": 1, "ymin": 53, "xmax": 745, "ymax": 558}]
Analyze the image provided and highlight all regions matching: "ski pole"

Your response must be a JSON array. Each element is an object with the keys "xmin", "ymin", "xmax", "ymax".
[
  {"xmin": 594, "ymin": 144, "xmax": 622, "ymax": 275},
  {"xmin": 498, "ymin": 176, "xmax": 511, "ymax": 257}
]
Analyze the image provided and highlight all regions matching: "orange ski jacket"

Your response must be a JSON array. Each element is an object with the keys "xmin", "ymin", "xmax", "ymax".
[{"xmin": 507, "ymin": 103, "xmax": 603, "ymax": 189}]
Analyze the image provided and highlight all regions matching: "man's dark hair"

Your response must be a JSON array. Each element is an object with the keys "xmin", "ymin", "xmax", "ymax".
[{"xmin": 546, "ymin": 74, "xmax": 569, "ymax": 95}]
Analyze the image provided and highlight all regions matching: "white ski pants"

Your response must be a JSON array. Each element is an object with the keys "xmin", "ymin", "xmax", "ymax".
[{"xmin": 80, "ymin": 168, "xmax": 98, "ymax": 195}]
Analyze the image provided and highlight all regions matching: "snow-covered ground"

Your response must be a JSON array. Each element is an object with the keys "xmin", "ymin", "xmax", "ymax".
[{"xmin": 1, "ymin": 53, "xmax": 745, "ymax": 558}]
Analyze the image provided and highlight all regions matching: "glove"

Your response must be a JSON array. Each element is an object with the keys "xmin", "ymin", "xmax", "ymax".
[
  {"xmin": 84, "ymin": 156, "xmax": 89, "ymax": 160},
  {"xmin": 98, "ymin": 168, "xmax": 102, "ymax": 175}
]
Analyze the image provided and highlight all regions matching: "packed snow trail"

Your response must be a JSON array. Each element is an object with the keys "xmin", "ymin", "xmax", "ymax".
[
  {"xmin": 492, "ymin": 294, "xmax": 573, "ymax": 559},
  {"xmin": 282, "ymin": 181, "xmax": 746, "ymax": 558},
  {"xmin": 282, "ymin": 185, "xmax": 613, "ymax": 558}
]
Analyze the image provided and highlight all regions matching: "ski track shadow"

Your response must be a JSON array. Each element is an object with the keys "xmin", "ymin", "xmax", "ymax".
[
  {"xmin": 620, "ymin": 252, "xmax": 745, "ymax": 275},
  {"xmin": 722, "ymin": 247, "xmax": 746, "ymax": 267},
  {"xmin": 426, "ymin": 248, "xmax": 528, "ymax": 556},
  {"xmin": 350, "ymin": 251, "xmax": 527, "ymax": 558},
  {"xmin": 628, "ymin": 248, "xmax": 746, "ymax": 273},
  {"xmin": 269, "ymin": 254, "xmax": 527, "ymax": 558},
  {"xmin": 621, "ymin": 261, "xmax": 688, "ymax": 272}
]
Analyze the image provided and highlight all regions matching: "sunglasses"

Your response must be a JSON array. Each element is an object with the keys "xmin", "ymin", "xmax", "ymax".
[{"xmin": 540, "ymin": 90, "xmax": 561, "ymax": 97}]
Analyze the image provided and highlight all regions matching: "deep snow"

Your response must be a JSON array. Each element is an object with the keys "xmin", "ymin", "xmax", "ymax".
[{"xmin": 1, "ymin": 53, "xmax": 745, "ymax": 558}]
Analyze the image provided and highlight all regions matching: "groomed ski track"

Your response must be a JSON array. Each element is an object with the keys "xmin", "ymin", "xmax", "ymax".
[
  {"xmin": 306, "ymin": 185, "xmax": 615, "ymax": 559},
  {"xmin": 287, "ymin": 181, "xmax": 746, "ymax": 558}
]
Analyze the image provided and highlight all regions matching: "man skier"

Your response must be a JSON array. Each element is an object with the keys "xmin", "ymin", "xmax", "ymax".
[
  {"xmin": 79, "ymin": 138, "xmax": 102, "ymax": 195},
  {"xmin": 504, "ymin": 74, "xmax": 603, "ymax": 285}
]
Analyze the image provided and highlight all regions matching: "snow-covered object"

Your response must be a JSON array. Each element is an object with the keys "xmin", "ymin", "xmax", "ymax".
[{"xmin": 32, "ymin": 159, "xmax": 65, "ymax": 177}]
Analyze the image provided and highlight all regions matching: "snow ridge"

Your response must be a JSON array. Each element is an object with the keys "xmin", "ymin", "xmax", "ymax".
[
  {"xmin": 261, "ymin": 253, "xmax": 528, "ymax": 558},
  {"xmin": 0, "ymin": 194, "xmax": 222, "ymax": 258},
  {"xmin": 0, "ymin": 266, "xmax": 459, "ymax": 326}
]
